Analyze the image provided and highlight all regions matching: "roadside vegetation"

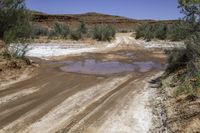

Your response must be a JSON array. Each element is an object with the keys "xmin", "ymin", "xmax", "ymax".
[
  {"xmin": 32, "ymin": 22, "xmax": 116, "ymax": 42},
  {"xmin": 135, "ymin": 0, "xmax": 200, "ymax": 97},
  {"xmin": 165, "ymin": 0, "xmax": 200, "ymax": 97},
  {"xmin": 135, "ymin": 21, "xmax": 189, "ymax": 42},
  {"xmin": 0, "ymin": 0, "xmax": 31, "ymax": 59},
  {"xmin": 91, "ymin": 25, "xmax": 116, "ymax": 41},
  {"xmin": 0, "ymin": 0, "xmax": 34, "ymax": 83},
  {"xmin": 0, "ymin": 0, "xmax": 116, "ymax": 64}
]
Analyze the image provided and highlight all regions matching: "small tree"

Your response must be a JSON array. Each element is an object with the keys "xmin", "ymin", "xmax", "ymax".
[
  {"xmin": 166, "ymin": 0, "xmax": 200, "ymax": 74},
  {"xmin": 0, "ymin": 0, "xmax": 31, "ymax": 58}
]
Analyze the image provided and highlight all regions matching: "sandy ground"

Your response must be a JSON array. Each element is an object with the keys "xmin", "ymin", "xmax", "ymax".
[
  {"xmin": 0, "ymin": 64, "xmax": 162, "ymax": 133},
  {"xmin": 0, "ymin": 33, "xmax": 170, "ymax": 133}
]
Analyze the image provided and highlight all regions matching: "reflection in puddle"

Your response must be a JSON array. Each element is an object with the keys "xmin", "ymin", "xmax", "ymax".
[{"xmin": 60, "ymin": 59, "xmax": 165, "ymax": 75}]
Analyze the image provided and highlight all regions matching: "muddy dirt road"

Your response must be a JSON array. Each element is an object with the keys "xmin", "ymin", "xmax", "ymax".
[{"xmin": 0, "ymin": 34, "xmax": 167, "ymax": 133}]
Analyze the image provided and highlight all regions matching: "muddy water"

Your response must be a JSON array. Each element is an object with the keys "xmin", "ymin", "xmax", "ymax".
[{"xmin": 60, "ymin": 51, "xmax": 166, "ymax": 75}]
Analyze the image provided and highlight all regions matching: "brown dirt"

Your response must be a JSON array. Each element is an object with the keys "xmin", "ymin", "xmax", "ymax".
[
  {"xmin": 152, "ymin": 74, "xmax": 200, "ymax": 133},
  {"xmin": 0, "ymin": 41, "xmax": 37, "ymax": 89},
  {"xmin": 0, "ymin": 49, "xmax": 166, "ymax": 133}
]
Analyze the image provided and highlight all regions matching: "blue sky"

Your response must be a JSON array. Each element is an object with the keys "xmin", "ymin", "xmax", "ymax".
[{"xmin": 26, "ymin": 0, "xmax": 183, "ymax": 20}]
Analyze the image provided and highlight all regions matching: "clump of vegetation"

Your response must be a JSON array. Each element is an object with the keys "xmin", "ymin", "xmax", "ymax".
[
  {"xmin": 135, "ymin": 24, "xmax": 151, "ymax": 41},
  {"xmin": 69, "ymin": 22, "xmax": 88, "ymax": 40},
  {"xmin": 167, "ymin": 0, "xmax": 200, "ymax": 73},
  {"xmin": 167, "ymin": 21, "xmax": 191, "ymax": 41},
  {"xmin": 32, "ymin": 25, "xmax": 48, "ymax": 37},
  {"xmin": 91, "ymin": 25, "xmax": 116, "ymax": 41},
  {"xmin": 174, "ymin": 71, "xmax": 200, "ymax": 97},
  {"xmin": 78, "ymin": 21, "xmax": 87, "ymax": 34},
  {"xmin": 47, "ymin": 22, "xmax": 88, "ymax": 40},
  {"xmin": 0, "ymin": 0, "xmax": 32, "ymax": 58},
  {"xmin": 32, "ymin": 22, "xmax": 115, "ymax": 42},
  {"xmin": 135, "ymin": 22, "xmax": 189, "ymax": 42},
  {"xmin": 165, "ymin": 48, "xmax": 188, "ymax": 73},
  {"xmin": 70, "ymin": 30, "xmax": 82, "ymax": 40},
  {"xmin": 166, "ymin": 0, "xmax": 200, "ymax": 96},
  {"xmin": 48, "ymin": 23, "xmax": 70, "ymax": 39}
]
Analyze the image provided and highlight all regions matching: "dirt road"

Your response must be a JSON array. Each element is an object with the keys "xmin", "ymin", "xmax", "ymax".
[{"xmin": 0, "ymin": 34, "xmax": 167, "ymax": 133}]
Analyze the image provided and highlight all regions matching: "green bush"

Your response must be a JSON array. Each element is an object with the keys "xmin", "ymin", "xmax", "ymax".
[
  {"xmin": 135, "ymin": 22, "xmax": 193, "ymax": 41},
  {"xmin": 166, "ymin": 32, "xmax": 200, "ymax": 74},
  {"xmin": 185, "ymin": 33, "xmax": 200, "ymax": 74},
  {"xmin": 0, "ymin": 0, "xmax": 32, "ymax": 59},
  {"xmin": 144, "ymin": 26, "xmax": 155, "ymax": 42},
  {"xmin": 70, "ymin": 30, "xmax": 82, "ymax": 40},
  {"xmin": 0, "ymin": 0, "xmax": 31, "ymax": 42},
  {"xmin": 48, "ymin": 30, "xmax": 57, "ymax": 39},
  {"xmin": 174, "ymin": 80, "xmax": 195, "ymax": 96},
  {"xmin": 194, "ymin": 72, "xmax": 200, "ymax": 88},
  {"xmin": 78, "ymin": 22, "xmax": 87, "ymax": 34},
  {"xmin": 167, "ymin": 21, "xmax": 189, "ymax": 41},
  {"xmin": 1, "ymin": 10, "xmax": 31, "ymax": 43},
  {"xmin": 50, "ymin": 23, "xmax": 70, "ymax": 38},
  {"xmin": 91, "ymin": 25, "xmax": 116, "ymax": 41},
  {"xmin": 32, "ymin": 25, "xmax": 48, "ymax": 37},
  {"xmin": 174, "ymin": 72, "xmax": 200, "ymax": 96},
  {"xmin": 155, "ymin": 24, "xmax": 167, "ymax": 40},
  {"xmin": 165, "ymin": 49, "xmax": 188, "ymax": 73},
  {"xmin": 135, "ymin": 24, "xmax": 154, "ymax": 41}
]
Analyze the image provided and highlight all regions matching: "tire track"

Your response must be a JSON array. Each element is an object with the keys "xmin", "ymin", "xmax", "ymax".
[
  {"xmin": 0, "ymin": 73, "xmax": 104, "ymax": 132},
  {"xmin": 59, "ymin": 75, "xmax": 136, "ymax": 133}
]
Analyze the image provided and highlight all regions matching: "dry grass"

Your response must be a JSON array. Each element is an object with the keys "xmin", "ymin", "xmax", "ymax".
[{"xmin": 160, "ymin": 73, "xmax": 200, "ymax": 133}]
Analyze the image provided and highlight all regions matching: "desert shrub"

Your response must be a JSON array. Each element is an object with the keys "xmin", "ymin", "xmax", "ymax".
[
  {"xmin": 166, "ymin": 0, "xmax": 200, "ymax": 96},
  {"xmin": 0, "ymin": 0, "xmax": 31, "ymax": 41},
  {"xmin": 70, "ymin": 30, "xmax": 82, "ymax": 40},
  {"xmin": 144, "ymin": 28, "xmax": 155, "ymax": 41},
  {"xmin": 135, "ymin": 24, "xmax": 147, "ymax": 39},
  {"xmin": 91, "ymin": 25, "xmax": 116, "ymax": 41},
  {"xmin": 155, "ymin": 24, "xmax": 167, "ymax": 40},
  {"xmin": 78, "ymin": 22, "xmax": 87, "ymax": 34},
  {"xmin": 0, "ymin": 0, "xmax": 31, "ymax": 58},
  {"xmin": 166, "ymin": 30, "xmax": 200, "ymax": 75},
  {"xmin": 135, "ymin": 24, "xmax": 155, "ymax": 41},
  {"xmin": 48, "ymin": 30, "xmax": 56, "ymax": 39},
  {"xmin": 193, "ymin": 72, "xmax": 200, "ymax": 88},
  {"xmin": 1, "ymin": 10, "xmax": 31, "ymax": 44},
  {"xmin": 32, "ymin": 25, "xmax": 48, "ymax": 37},
  {"xmin": 174, "ymin": 80, "xmax": 195, "ymax": 96},
  {"xmin": 50, "ymin": 23, "xmax": 70, "ymax": 38},
  {"xmin": 135, "ymin": 22, "xmax": 193, "ymax": 42},
  {"xmin": 185, "ymin": 33, "xmax": 200, "ymax": 74},
  {"xmin": 174, "ymin": 71, "xmax": 200, "ymax": 97},
  {"xmin": 166, "ymin": 48, "xmax": 188, "ymax": 73},
  {"xmin": 167, "ymin": 21, "xmax": 190, "ymax": 41}
]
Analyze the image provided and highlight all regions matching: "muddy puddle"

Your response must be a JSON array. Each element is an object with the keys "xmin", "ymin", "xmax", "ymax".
[{"xmin": 59, "ymin": 51, "xmax": 166, "ymax": 75}]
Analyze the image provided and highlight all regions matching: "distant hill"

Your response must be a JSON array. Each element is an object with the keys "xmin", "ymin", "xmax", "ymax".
[{"xmin": 31, "ymin": 11, "xmax": 178, "ymax": 31}]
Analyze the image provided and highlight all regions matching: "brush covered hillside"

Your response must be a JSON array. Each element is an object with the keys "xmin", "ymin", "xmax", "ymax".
[{"xmin": 31, "ymin": 11, "xmax": 177, "ymax": 31}]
